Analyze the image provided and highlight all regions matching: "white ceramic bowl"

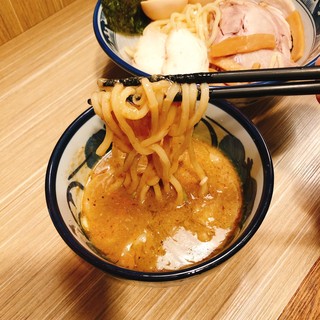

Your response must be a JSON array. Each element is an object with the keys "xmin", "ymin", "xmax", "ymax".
[
  {"xmin": 45, "ymin": 99, "xmax": 274, "ymax": 283},
  {"xmin": 93, "ymin": 0, "xmax": 320, "ymax": 77}
]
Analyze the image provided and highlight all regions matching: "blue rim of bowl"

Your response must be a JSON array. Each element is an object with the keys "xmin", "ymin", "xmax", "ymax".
[
  {"xmin": 45, "ymin": 99, "xmax": 274, "ymax": 282},
  {"xmin": 93, "ymin": 0, "xmax": 320, "ymax": 82}
]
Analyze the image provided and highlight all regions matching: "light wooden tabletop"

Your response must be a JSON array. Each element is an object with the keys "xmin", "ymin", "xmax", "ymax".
[{"xmin": 1, "ymin": 0, "xmax": 319, "ymax": 319}]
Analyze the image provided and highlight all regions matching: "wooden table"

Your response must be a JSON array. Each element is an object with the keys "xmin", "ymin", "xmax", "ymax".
[{"xmin": 1, "ymin": 0, "xmax": 319, "ymax": 318}]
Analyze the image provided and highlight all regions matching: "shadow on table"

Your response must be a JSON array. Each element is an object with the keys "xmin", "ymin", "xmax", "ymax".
[
  {"xmin": 241, "ymin": 97, "xmax": 320, "ymax": 245},
  {"xmin": 57, "ymin": 255, "xmax": 128, "ymax": 319},
  {"xmin": 235, "ymin": 96, "xmax": 297, "ymax": 159},
  {"xmin": 57, "ymin": 245, "xmax": 264, "ymax": 319}
]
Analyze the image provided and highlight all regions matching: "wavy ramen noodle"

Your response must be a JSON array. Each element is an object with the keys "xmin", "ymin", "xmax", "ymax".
[{"xmin": 90, "ymin": 79, "xmax": 210, "ymax": 204}]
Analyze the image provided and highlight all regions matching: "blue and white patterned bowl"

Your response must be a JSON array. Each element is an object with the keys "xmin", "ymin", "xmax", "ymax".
[
  {"xmin": 93, "ymin": 0, "xmax": 320, "ymax": 77},
  {"xmin": 45, "ymin": 99, "xmax": 274, "ymax": 283}
]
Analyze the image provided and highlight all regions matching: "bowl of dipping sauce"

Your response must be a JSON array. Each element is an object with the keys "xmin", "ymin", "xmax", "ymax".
[
  {"xmin": 93, "ymin": 0, "xmax": 320, "ymax": 77},
  {"xmin": 45, "ymin": 79, "xmax": 273, "ymax": 283}
]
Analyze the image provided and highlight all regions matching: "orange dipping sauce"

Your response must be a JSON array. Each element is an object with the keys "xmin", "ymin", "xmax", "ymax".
[{"xmin": 81, "ymin": 138, "xmax": 243, "ymax": 272}]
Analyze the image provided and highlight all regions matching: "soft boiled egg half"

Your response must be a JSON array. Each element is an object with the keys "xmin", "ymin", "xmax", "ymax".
[{"xmin": 141, "ymin": 0, "xmax": 188, "ymax": 21}]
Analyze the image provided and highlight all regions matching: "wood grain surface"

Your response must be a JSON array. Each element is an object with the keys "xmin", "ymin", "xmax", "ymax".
[
  {"xmin": 279, "ymin": 257, "xmax": 320, "ymax": 319},
  {"xmin": 0, "ymin": 0, "xmax": 76, "ymax": 45},
  {"xmin": 0, "ymin": 0, "xmax": 320, "ymax": 319}
]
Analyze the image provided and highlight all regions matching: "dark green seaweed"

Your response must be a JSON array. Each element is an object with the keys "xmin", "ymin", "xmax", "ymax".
[{"xmin": 101, "ymin": 0, "xmax": 150, "ymax": 34}]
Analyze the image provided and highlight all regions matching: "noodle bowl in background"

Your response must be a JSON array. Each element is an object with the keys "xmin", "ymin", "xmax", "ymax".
[{"xmin": 94, "ymin": 0, "xmax": 320, "ymax": 79}]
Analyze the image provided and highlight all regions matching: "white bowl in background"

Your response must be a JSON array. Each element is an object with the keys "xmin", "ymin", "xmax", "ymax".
[{"xmin": 93, "ymin": 0, "xmax": 320, "ymax": 77}]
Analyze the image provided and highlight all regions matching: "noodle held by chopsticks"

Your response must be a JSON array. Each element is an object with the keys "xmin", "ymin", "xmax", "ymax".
[{"xmin": 90, "ymin": 79, "xmax": 209, "ymax": 204}]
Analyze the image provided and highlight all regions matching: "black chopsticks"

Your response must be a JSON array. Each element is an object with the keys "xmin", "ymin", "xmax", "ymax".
[
  {"xmin": 99, "ymin": 66, "xmax": 320, "ymax": 85},
  {"xmin": 97, "ymin": 66, "xmax": 320, "ymax": 99},
  {"xmin": 206, "ymin": 80, "xmax": 320, "ymax": 99}
]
